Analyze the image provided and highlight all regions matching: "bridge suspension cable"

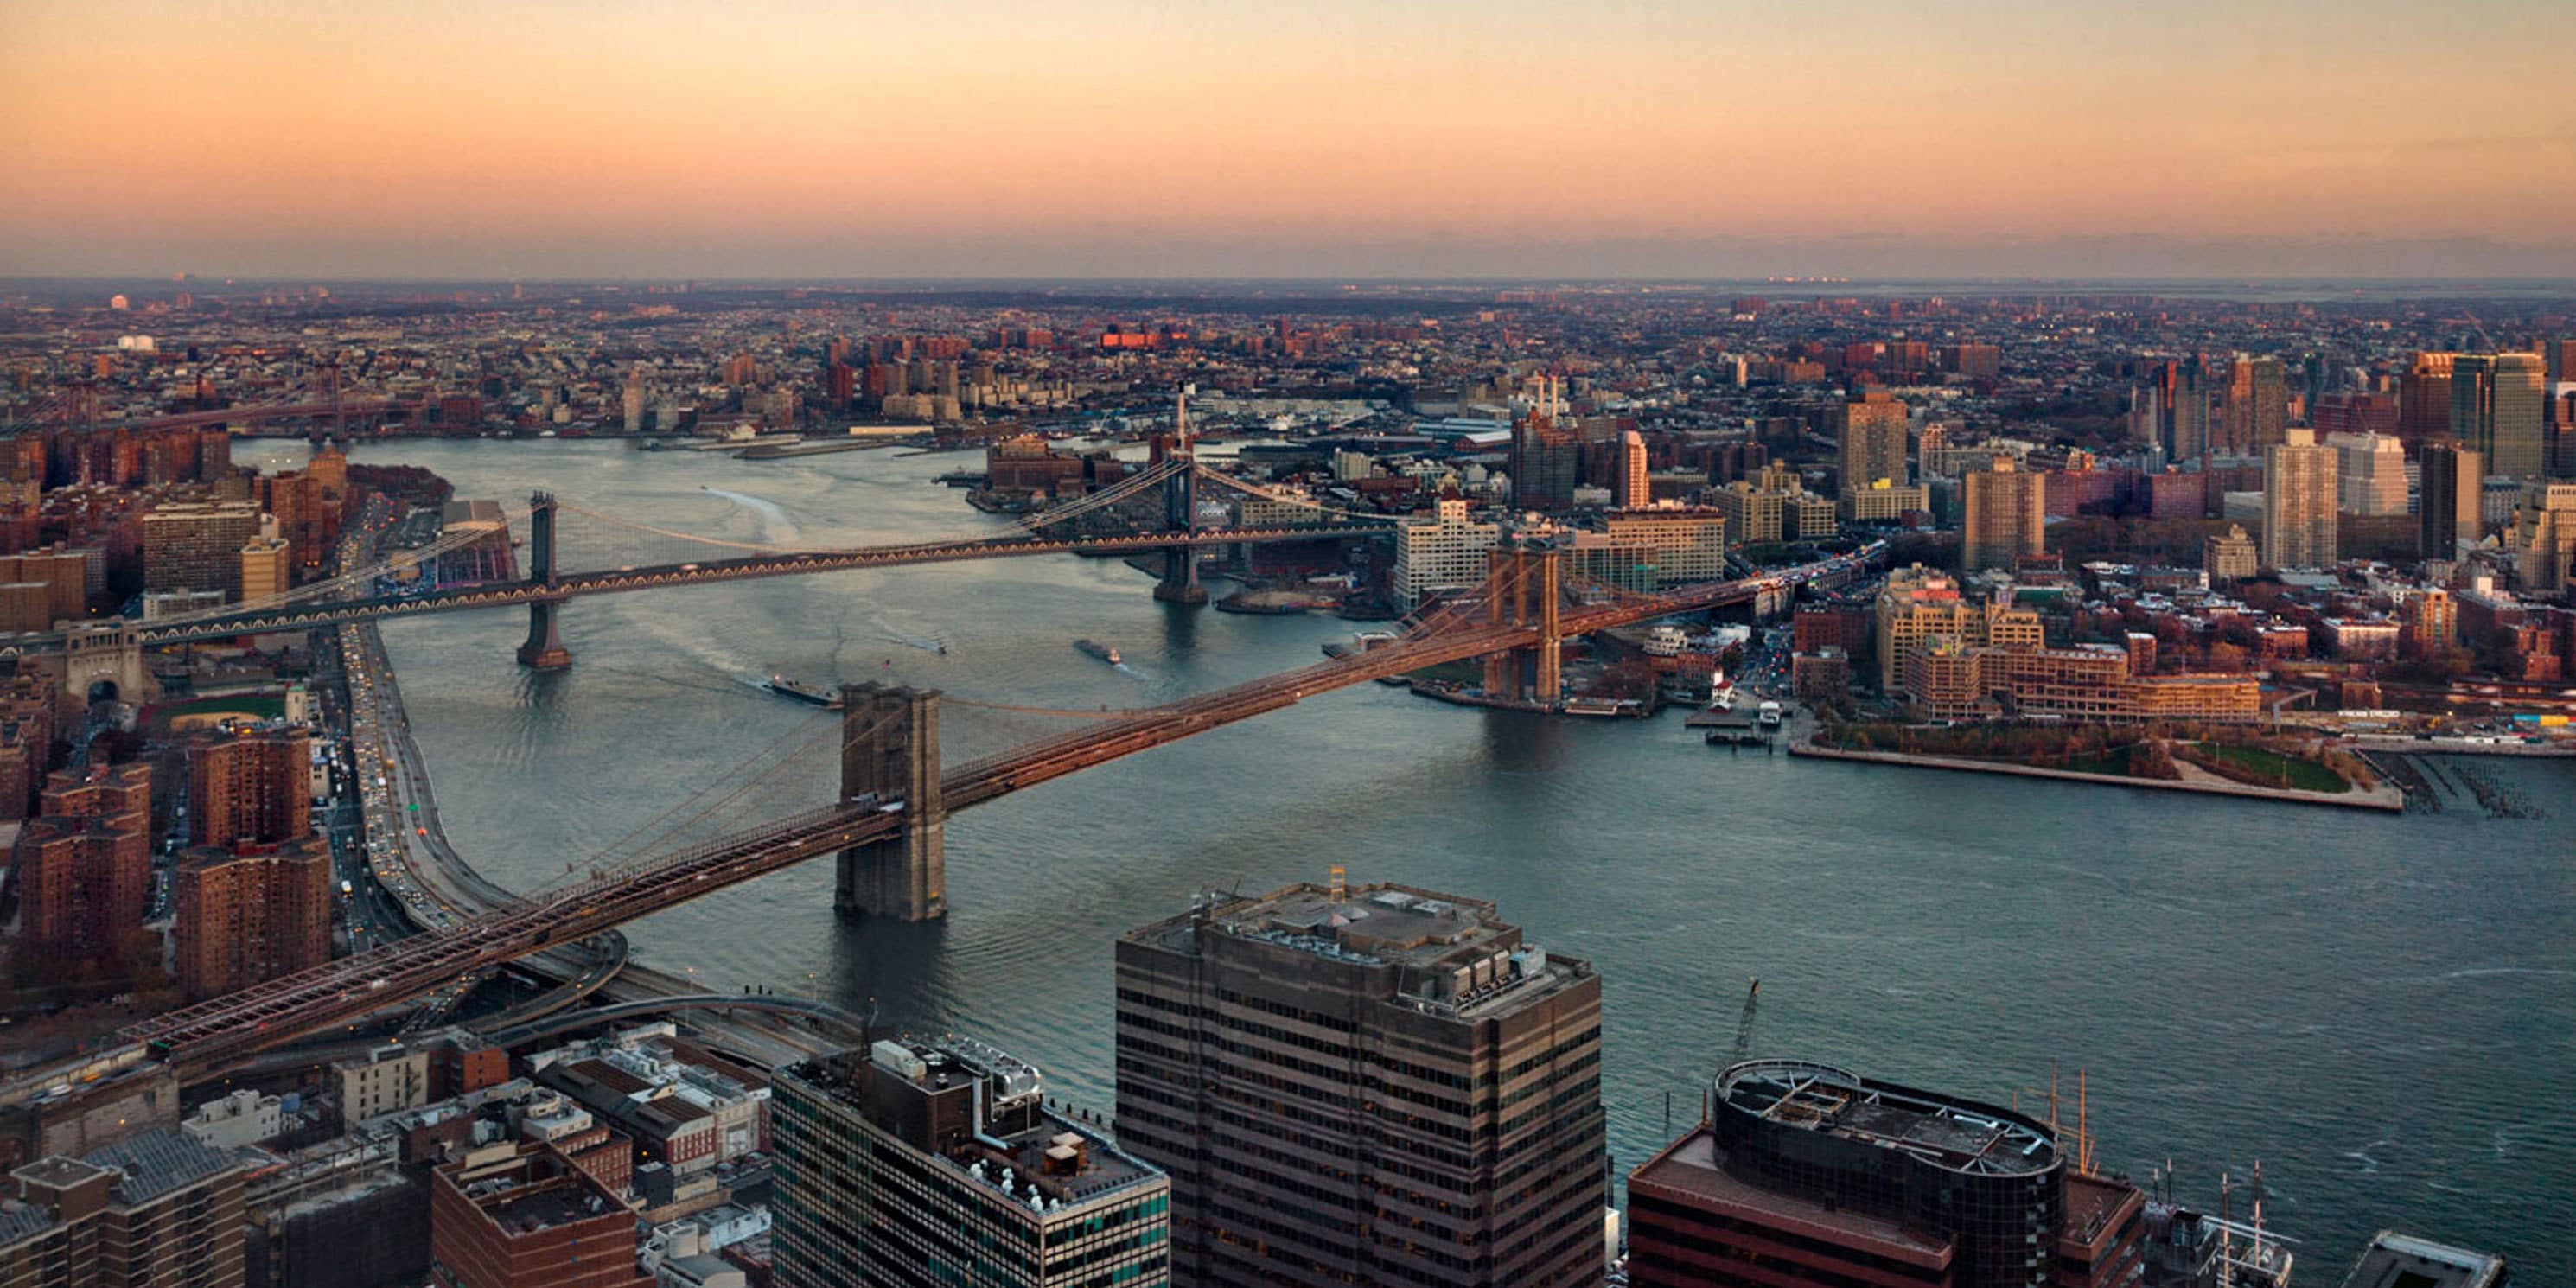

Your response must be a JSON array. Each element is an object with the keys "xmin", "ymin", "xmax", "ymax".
[
  {"xmin": 141, "ymin": 522, "xmax": 499, "ymax": 628},
  {"xmin": 545, "ymin": 456, "xmax": 1193, "ymax": 571},
  {"xmin": 1188, "ymin": 466, "xmax": 1396, "ymax": 526}
]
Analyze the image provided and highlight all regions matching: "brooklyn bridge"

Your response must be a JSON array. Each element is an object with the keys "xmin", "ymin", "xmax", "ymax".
[{"xmin": 0, "ymin": 434, "xmax": 1880, "ymax": 1110}]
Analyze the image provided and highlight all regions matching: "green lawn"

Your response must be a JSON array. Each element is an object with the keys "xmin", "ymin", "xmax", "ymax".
[{"xmin": 2197, "ymin": 743, "xmax": 2350, "ymax": 794}]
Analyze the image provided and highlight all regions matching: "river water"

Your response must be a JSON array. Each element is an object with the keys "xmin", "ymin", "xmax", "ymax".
[{"xmin": 250, "ymin": 439, "xmax": 2573, "ymax": 1272}]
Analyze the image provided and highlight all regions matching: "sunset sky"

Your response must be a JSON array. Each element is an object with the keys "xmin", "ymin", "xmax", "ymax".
[{"xmin": 7, "ymin": 0, "xmax": 2575, "ymax": 279}]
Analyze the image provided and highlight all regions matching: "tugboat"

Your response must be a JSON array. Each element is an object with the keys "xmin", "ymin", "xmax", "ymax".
[
  {"xmin": 1075, "ymin": 639, "xmax": 1122, "ymax": 666},
  {"xmin": 762, "ymin": 675, "xmax": 845, "ymax": 710}
]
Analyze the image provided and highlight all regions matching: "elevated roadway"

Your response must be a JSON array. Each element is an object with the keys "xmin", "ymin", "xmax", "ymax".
[{"xmin": 4, "ymin": 542, "xmax": 1878, "ymax": 1101}]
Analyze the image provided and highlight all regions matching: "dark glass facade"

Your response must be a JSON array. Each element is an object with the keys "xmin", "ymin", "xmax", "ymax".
[{"xmin": 1654, "ymin": 1059, "xmax": 2064, "ymax": 1288}]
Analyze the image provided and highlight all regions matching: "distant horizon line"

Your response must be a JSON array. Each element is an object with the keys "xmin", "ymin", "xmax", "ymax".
[{"xmin": 12, "ymin": 273, "xmax": 2576, "ymax": 290}]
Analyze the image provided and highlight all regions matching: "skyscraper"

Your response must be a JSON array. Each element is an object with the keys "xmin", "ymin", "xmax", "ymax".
[
  {"xmin": 2323, "ymin": 430, "xmax": 2406, "ymax": 516},
  {"xmin": 2398, "ymin": 352, "xmax": 2456, "ymax": 443},
  {"xmin": 1961, "ymin": 456, "xmax": 2045, "ymax": 573},
  {"xmin": 2260, "ymin": 427, "xmax": 2337, "ymax": 569},
  {"xmin": 2152, "ymin": 358, "xmax": 2209, "ymax": 459},
  {"xmin": 1116, "ymin": 881, "xmax": 1607, "ymax": 1288},
  {"xmin": 2420, "ymin": 441, "xmax": 2484, "ymax": 558},
  {"xmin": 1509, "ymin": 398, "xmax": 1580, "ymax": 511},
  {"xmin": 2450, "ymin": 353, "xmax": 2546, "ymax": 479},
  {"xmin": 1615, "ymin": 430, "xmax": 1651, "ymax": 507},
  {"xmin": 772, "ymin": 1037, "xmax": 1169, "ymax": 1288},
  {"xmin": 622, "ymin": 367, "xmax": 646, "ymax": 434},
  {"xmin": 2220, "ymin": 355, "xmax": 2287, "ymax": 454},
  {"xmin": 1832, "ymin": 392, "xmax": 1909, "ymax": 496}
]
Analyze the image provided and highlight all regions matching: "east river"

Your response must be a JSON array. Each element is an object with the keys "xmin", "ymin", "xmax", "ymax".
[{"xmin": 248, "ymin": 439, "xmax": 2573, "ymax": 1272}]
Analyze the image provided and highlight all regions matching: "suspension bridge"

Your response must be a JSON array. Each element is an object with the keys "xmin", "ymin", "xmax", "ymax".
[
  {"xmin": 0, "ymin": 455, "xmax": 1391, "ymax": 661},
  {"xmin": 0, "ymin": 538, "xmax": 1880, "ymax": 1104}
]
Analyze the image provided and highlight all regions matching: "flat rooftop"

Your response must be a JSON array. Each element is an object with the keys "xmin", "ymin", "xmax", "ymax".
[
  {"xmin": 793, "ymin": 1040, "xmax": 1163, "ymax": 1213},
  {"xmin": 1127, "ymin": 882, "xmax": 1591, "ymax": 1017},
  {"xmin": 1719, "ymin": 1059, "xmax": 2057, "ymax": 1178},
  {"xmin": 2338, "ymin": 1232, "xmax": 2509, "ymax": 1288},
  {"xmin": 1629, "ymin": 1125, "xmax": 1951, "ymax": 1265}
]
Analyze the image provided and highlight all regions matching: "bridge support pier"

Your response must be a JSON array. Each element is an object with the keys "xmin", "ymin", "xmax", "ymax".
[
  {"xmin": 515, "ymin": 491, "xmax": 572, "ymax": 669},
  {"xmin": 1153, "ymin": 435, "xmax": 1207, "ymax": 604},
  {"xmin": 1152, "ymin": 546, "xmax": 1207, "ymax": 604},
  {"xmin": 1480, "ymin": 547, "xmax": 1563, "ymax": 704},
  {"xmin": 516, "ymin": 600, "xmax": 572, "ymax": 670},
  {"xmin": 835, "ymin": 683, "xmax": 946, "ymax": 922}
]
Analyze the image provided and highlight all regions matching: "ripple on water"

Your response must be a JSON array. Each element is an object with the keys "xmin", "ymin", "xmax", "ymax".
[{"xmin": 357, "ymin": 441, "xmax": 2576, "ymax": 1275}]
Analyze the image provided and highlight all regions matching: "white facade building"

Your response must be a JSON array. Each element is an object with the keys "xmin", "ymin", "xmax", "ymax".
[{"xmin": 1392, "ymin": 498, "xmax": 1501, "ymax": 605}]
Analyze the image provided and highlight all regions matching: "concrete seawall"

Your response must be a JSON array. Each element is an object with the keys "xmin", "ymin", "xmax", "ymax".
[{"xmin": 1787, "ymin": 741, "xmax": 2406, "ymax": 812}]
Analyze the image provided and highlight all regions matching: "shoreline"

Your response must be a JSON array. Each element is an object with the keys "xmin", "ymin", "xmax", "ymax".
[{"xmin": 1787, "ymin": 740, "xmax": 2406, "ymax": 812}]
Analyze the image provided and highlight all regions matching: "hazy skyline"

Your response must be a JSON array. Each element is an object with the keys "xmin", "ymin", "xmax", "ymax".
[{"xmin": 8, "ymin": 0, "xmax": 2576, "ymax": 280}]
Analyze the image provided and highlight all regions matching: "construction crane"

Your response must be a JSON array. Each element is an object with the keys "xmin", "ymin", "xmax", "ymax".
[{"xmin": 1728, "ymin": 978, "xmax": 1761, "ymax": 1066}]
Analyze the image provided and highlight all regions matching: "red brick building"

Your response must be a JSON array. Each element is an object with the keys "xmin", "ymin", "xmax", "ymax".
[
  {"xmin": 172, "ymin": 836, "xmax": 332, "ymax": 999},
  {"xmin": 14, "ymin": 763, "xmax": 152, "ymax": 958},
  {"xmin": 429, "ymin": 1144, "xmax": 650, "ymax": 1288},
  {"xmin": 188, "ymin": 728, "xmax": 311, "ymax": 850}
]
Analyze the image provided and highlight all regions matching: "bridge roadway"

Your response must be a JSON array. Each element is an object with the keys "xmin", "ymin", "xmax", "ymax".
[
  {"xmin": 0, "ymin": 521, "xmax": 1393, "ymax": 655},
  {"xmin": 8, "ymin": 545, "xmax": 1873, "ymax": 1100}
]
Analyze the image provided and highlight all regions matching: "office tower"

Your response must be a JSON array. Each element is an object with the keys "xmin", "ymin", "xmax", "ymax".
[
  {"xmin": 2398, "ymin": 352, "xmax": 2457, "ymax": 443},
  {"xmin": 1628, "ymin": 1060, "xmax": 2144, "ymax": 1288},
  {"xmin": 1961, "ymin": 456, "xmax": 2045, "ymax": 573},
  {"xmin": 140, "ymin": 501, "xmax": 261, "ymax": 596},
  {"xmin": 1509, "ymin": 410, "xmax": 1579, "ymax": 511},
  {"xmin": 2312, "ymin": 392, "xmax": 2398, "ymax": 439},
  {"xmin": 2152, "ymin": 359, "xmax": 2209, "ymax": 458},
  {"xmin": 428, "ymin": 1143, "xmax": 651, "ymax": 1288},
  {"xmin": 172, "ymin": 835, "xmax": 332, "ymax": 998},
  {"xmin": 1833, "ymin": 392, "xmax": 1909, "ymax": 496},
  {"xmin": 188, "ymin": 727, "xmax": 313, "ymax": 849},
  {"xmin": 2509, "ymin": 480, "xmax": 2576, "ymax": 593},
  {"xmin": 2420, "ymin": 441, "xmax": 2484, "ymax": 558},
  {"xmin": 2547, "ymin": 381, "xmax": 2576, "ymax": 478},
  {"xmin": 2219, "ymin": 355, "xmax": 2288, "ymax": 453},
  {"xmin": 1117, "ymin": 882, "xmax": 1607, "ymax": 1288},
  {"xmin": 14, "ymin": 763, "xmax": 152, "ymax": 958},
  {"xmin": 2450, "ymin": 353, "xmax": 2546, "ymax": 478},
  {"xmin": 2323, "ymin": 431, "xmax": 2406, "ymax": 516},
  {"xmin": 239, "ymin": 536, "xmax": 291, "ymax": 604},
  {"xmin": 2261, "ymin": 428, "xmax": 2337, "ymax": 569},
  {"xmin": 1614, "ymin": 430, "xmax": 1652, "ymax": 507},
  {"xmin": 0, "ymin": 1130, "xmax": 247, "ymax": 1288},
  {"xmin": 2551, "ymin": 337, "xmax": 2576, "ymax": 383},
  {"xmin": 2204, "ymin": 524, "xmax": 2259, "ymax": 584},
  {"xmin": 773, "ymin": 1038, "xmax": 1170, "ymax": 1288},
  {"xmin": 622, "ymin": 367, "xmax": 646, "ymax": 433}
]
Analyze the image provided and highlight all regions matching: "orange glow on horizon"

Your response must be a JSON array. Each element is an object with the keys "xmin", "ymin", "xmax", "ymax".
[{"xmin": 5, "ymin": 0, "xmax": 2574, "ymax": 277}]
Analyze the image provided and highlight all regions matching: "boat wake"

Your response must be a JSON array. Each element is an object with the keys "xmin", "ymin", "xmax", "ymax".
[{"xmin": 699, "ymin": 486, "xmax": 802, "ymax": 545}]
